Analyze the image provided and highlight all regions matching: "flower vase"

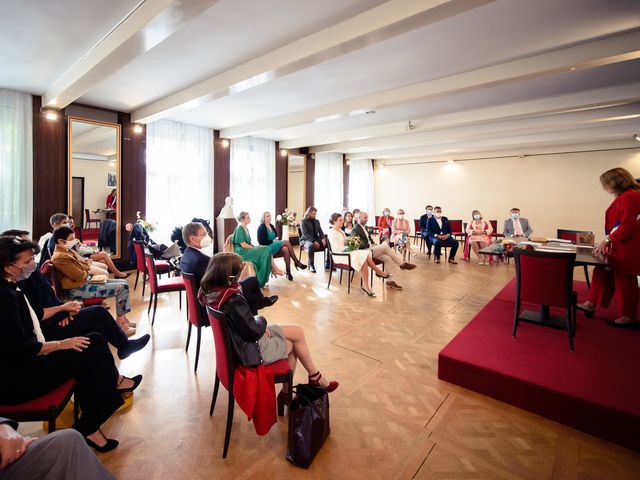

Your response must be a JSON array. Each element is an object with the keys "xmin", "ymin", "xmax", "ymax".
[{"xmin": 282, "ymin": 225, "xmax": 289, "ymax": 241}]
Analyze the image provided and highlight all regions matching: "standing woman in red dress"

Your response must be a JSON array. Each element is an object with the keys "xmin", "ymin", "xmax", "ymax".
[{"xmin": 578, "ymin": 167, "xmax": 640, "ymax": 328}]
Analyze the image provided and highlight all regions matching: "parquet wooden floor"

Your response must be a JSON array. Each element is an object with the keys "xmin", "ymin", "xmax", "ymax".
[{"xmin": 20, "ymin": 251, "xmax": 640, "ymax": 479}]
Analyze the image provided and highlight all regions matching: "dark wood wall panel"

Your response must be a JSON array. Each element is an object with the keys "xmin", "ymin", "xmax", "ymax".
[
  {"xmin": 343, "ymin": 154, "xmax": 349, "ymax": 209},
  {"xmin": 275, "ymin": 142, "xmax": 287, "ymax": 215},
  {"xmin": 32, "ymin": 96, "xmax": 67, "ymax": 238},
  {"xmin": 118, "ymin": 112, "xmax": 146, "ymax": 264},
  {"xmin": 303, "ymin": 149, "xmax": 314, "ymax": 208},
  {"xmin": 213, "ymin": 130, "xmax": 231, "ymax": 250}
]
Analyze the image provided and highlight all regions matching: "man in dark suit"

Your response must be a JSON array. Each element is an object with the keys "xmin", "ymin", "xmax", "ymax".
[
  {"xmin": 300, "ymin": 207, "xmax": 330, "ymax": 273},
  {"xmin": 419, "ymin": 205, "xmax": 434, "ymax": 256},
  {"xmin": 179, "ymin": 222, "xmax": 277, "ymax": 316},
  {"xmin": 426, "ymin": 206, "xmax": 459, "ymax": 264}
]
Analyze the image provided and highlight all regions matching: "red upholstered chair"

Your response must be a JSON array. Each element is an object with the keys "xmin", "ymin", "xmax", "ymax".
[
  {"xmin": 557, "ymin": 229, "xmax": 594, "ymax": 289},
  {"xmin": 84, "ymin": 209, "xmax": 101, "ymax": 229},
  {"xmin": 449, "ymin": 219, "xmax": 465, "ymax": 243},
  {"xmin": 412, "ymin": 219, "xmax": 421, "ymax": 246},
  {"xmin": 206, "ymin": 307, "xmax": 293, "ymax": 458},
  {"xmin": 326, "ymin": 240, "xmax": 356, "ymax": 293},
  {"xmin": 40, "ymin": 261, "xmax": 105, "ymax": 307},
  {"xmin": 490, "ymin": 220, "xmax": 503, "ymax": 239},
  {"xmin": 183, "ymin": 272, "xmax": 205, "ymax": 372},
  {"xmin": 0, "ymin": 380, "xmax": 77, "ymax": 433},
  {"xmin": 513, "ymin": 249, "xmax": 577, "ymax": 351},
  {"xmin": 132, "ymin": 240, "xmax": 170, "ymax": 296},
  {"xmin": 144, "ymin": 252, "xmax": 185, "ymax": 326}
]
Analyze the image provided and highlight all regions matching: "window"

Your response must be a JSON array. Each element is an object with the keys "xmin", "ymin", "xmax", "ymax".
[{"xmin": 314, "ymin": 152, "xmax": 344, "ymax": 226}]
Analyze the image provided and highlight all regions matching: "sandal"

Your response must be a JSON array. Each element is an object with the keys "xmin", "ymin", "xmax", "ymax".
[{"xmin": 308, "ymin": 371, "xmax": 339, "ymax": 393}]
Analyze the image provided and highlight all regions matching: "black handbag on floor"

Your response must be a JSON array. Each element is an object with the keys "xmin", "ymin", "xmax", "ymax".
[{"xmin": 286, "ymin": 384, "xmax": 330, "ymax": 469}]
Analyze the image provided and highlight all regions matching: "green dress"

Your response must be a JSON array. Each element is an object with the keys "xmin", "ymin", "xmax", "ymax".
[{"xmin": 232, "ymin": 225, "xmax": 272, "ymax": 287}]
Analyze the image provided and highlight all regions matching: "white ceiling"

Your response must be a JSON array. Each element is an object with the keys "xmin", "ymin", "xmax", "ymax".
[{"xmin": 1, "ymin": 0, "xmax": 639, "ymax": 159}]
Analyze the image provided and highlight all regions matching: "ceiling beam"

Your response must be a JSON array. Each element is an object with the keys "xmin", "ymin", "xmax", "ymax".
[
  {"xmin": 282, "ymin": 82, "xmax": 640, "ymax": 149},
  {"xmin": 223, "ymin": 29, "xmax": 640, "ymax": 139},
  {"xmin": 131, "ymin": 0, "xmax": 497, "ymax": 123},
  {"xmin": 43, "ymin": 0, "xmax": 219, "ymax": 108}
]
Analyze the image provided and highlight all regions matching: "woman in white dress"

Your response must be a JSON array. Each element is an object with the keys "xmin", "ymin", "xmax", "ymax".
[{"xmin": 327, "ymin": 213, "xmax": 391, "ymax": 297}]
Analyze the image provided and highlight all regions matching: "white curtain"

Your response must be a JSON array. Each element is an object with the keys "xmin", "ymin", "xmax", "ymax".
[
  {"xmin": 314, "ymin": 152, "xmax": 344, "ymax": 227},
  {"xmin": 0, "ymin": 89, "xmax": 33, "ymax": 233},
  {"xmin": 146, "ymin": 119, "xmax": 213, "ymax": 243},
  {"xmin": 348, "ymin": 158, "xmax": 375, "ymax": 225},
  {"xmin": 230, "ymin": 136, "xmax": 275, "ymax": 240}
]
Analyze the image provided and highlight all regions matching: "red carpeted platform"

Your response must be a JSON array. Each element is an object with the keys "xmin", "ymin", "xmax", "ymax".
[{"xmin": 438, "ymin": 278, "xmax": 640, "ymax": 452}]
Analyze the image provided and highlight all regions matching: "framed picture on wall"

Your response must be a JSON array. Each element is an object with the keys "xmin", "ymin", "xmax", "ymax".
[{"xmin": 107, "ymin": 173, "xmax": 117, "ymax": 187}]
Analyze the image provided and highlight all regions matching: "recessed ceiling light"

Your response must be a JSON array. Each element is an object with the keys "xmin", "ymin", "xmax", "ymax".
[
  {"xmin": 447, "ymin": 159, "xmax": 454, "ymax": 164},
  {"xmin": 314, "ymin": 113, "xmax": 343, "ymax": 122},
  {"xmin": 348, "ymin": 136, "xmax": 370, "ymax": 141},
  {"xmin": 348, "ymin": 109, "xmax": 368, "ymax": 116}
]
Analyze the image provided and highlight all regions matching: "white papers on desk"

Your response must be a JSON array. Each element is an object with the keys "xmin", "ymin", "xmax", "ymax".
[
  {"xmin": 536, "ymin": 247, "xmax": 573, "ymax": 253},
  {"xmin": 546, "ymin": 238, "xmax": 572, "ymax": 243},
  {"xmin": 519, "ymin": 241, "xmax": 542, "ymax": 247}
]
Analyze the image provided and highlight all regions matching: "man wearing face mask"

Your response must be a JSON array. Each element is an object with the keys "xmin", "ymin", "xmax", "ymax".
[
  {"xmin": 503, "ymin": 208, "xmax": 533, "ymax": 238},
  {"xmin": 426, "ymin": 206, "xmax": 459, "ymax": 264},
  {"xmin": 419, "ymin": 205, "xmax": 434, "ymax": 256},
  {"xmin": 179, "ymin": 222, "xmax": 277, "ymax": 317}
]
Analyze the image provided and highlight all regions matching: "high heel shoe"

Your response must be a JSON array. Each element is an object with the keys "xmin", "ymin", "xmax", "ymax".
[
  {"xmin": 295, "ymin": 262, "xmax": 307, "ymax": 270},
  {"xmin": 286, "ymin": 272, "xmax": 293, "ymax": 281},
  {"xmin": 360, "ymin": 286, "xmax": 376, "ymax": 297},
  {"xmin": 85, "ymin": 435, "xmax": 119, "ymax": 453},
  {"xmin": 117, "ymin": 374, "xmax": 143, "ymax": 394},
  {"xmin": 375, "ymin": 272, "xmax": 392, "ymax": 279},
  {"xmin": 308, "ymin": 371, "xmax": 339, "ymax": 393}
]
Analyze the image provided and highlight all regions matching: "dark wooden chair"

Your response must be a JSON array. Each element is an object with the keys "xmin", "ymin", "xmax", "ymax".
[
  {"xmin": 557, "ymin": 229, "xmax": 594, "ymax": 289},
  {"xmin": 326, "ymin": 238, "xmax": 356, "ymax": 293}
]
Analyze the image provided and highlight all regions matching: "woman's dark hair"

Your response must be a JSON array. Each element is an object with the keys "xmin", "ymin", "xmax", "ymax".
[
  {"xmin": 1, "ymin": 229, "xmax": 30, "ymax": 237},
  {"xmin": 52, "ymin": 226, "xmax": 74, "ymax": 245},
  {"xmin": 201, "ymin": 253, "xmax": 244, "ymax": 291},
  {"xmin": 329, "ymin": 213, "xmax": 342, "ymax": 225},
  {"xmin": 0, "ymin": 236, "xmax": 39, "ymax": 281}
]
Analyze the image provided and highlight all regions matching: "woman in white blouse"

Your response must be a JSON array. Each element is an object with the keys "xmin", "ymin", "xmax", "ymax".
[{"xmin": 327, "ymin": 212, "xmax": 391, "ymax": 297}]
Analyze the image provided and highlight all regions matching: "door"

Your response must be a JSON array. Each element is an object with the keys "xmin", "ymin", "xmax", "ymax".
[{"xmin": 72, "ymin": 177, "xmax": 84, "ymax": 227}]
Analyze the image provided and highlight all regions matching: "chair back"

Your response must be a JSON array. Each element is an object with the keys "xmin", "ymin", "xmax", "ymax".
[
  {"xmin": 84, "ymin": 209, "xmax": 91, "ymax": 224},
  {"xmin": 144, "ymin": 252, "xmax": 159, "ymax": 293},
  {"xmin": 413, "ymin": 219, "xmax": 420, "ymax": 234},
  {"xmin": 206, "ymin": 306, "xmax": 234, "ymax": 389},
  {"xmin": 490, "ymin": 220, "xmax": 498, "ymax": 234},
  {"xmin": 557, "ymin": 229, "xmax": 593, "ymax": 243},
  {"xmin": 132, "ymin": 240, "xmax": 146, "ymax": 272},
  {"xmin": 73, "ymin": 227, "xmax": 83, "ymax": 243},
  {"xmin": 449, "ymin": 219, "xmax": 463, "ymax": 233},
  {"xmin": 40, "ymin": 260, "xmax": 62, "ymax": 297},
  {"xmin": 375, "ymin": 215, "xmax": 380, "ymax": 225},
  {"xmin": 182, "ymin": 272, "xmax": 203, "ymax": 328},
  {"xmin": 514, "ymin": 249, "xmax": 575, "ymax": 309}
]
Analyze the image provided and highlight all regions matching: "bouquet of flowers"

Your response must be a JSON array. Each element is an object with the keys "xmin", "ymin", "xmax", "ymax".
[
  {"xmin": 276, "ymin": 209, "xmax": 297, "ymax": 227},
  {"xmin": 136, "ymin": 211, "xmax": 157, "ymax": 233},
  {"xmin": 345, "ymin": 235, "xmax": 362, "ymax": 252}
]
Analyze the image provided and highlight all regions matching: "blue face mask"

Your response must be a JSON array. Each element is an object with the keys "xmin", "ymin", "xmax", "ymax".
[
  {"xmin": 426, "ymin": 210, "xmax": 433, "ymax": 215},
  {"xmin": 511, "ymin": 212, "xmax": 520, "ymax": 219}
]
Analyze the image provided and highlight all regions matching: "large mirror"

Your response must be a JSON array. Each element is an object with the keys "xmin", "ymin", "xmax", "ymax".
[
  {"xmin": 287, "ymin": 153, "xmax": 306, "ymax": 217},
  {"xmin": 68, "ymin": 117, "xmax": 121, "ymax": 259}
]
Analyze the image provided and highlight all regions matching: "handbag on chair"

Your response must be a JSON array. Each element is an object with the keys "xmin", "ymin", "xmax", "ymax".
[{"xmin": 286, "ymin": 384, "xmax": 330, "ymax": 469}]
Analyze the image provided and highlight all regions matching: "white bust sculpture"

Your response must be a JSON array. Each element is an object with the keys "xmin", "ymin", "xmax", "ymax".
[{"xmin": 217, "ymin": 196, "xmax": 235, "ymax": 219}]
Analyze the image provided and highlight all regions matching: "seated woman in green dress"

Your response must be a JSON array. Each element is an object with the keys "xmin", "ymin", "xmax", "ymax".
[
  {"xmin": 232, "ymin": 212, "xmax": 283, "ymax": 288},
  {"xmin": 257, "ymin": 212, "xmax": 307, "ymax": 281}
]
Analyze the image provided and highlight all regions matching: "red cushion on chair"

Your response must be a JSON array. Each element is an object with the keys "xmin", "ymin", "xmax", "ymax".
[
  {"xmin": 265, "ymin": 359, "xmax": 290, "ymax": 377},
  {"xmin": 333, "ymin": 263, "xmax": 351, "ymax": 270},
  {"xmin": 155, "ymin": 260, "xmax": 170, "ymax": 268},
  {"xmin": 0, "ymin": 380, "xmax": 74, "ymax": 413},
  {"xmin": 157, "ymin": 275, "xmax": 185, "ymax": 292}
]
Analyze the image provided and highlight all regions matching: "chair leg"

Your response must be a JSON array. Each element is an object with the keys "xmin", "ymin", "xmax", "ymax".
[
  {"xmin": 223, "ymin": 390, "xmax": 235, "ymax": 458},
  {"xmin": 210, "ymin": 375, "xmax": 220, "ymax": 416},
  {"xmin": 567, "ymin": 307, "xmax": 575, "ymax": 352},
  {"xmin": 339, "ymin": 270, "xmax": 343, "ymax": 284},
  {"xmin": 186, "ymin": 322, "xmax": 192, "ymax": 351},
  {"xmin": 179, "ymin": 291, "xmax": 182, "ymax": 310},
  {"xmin": 584, "ymin": 265, "xmax": 590, "ymax": 290},
  {"xmin": 512, "ymin": 298, "xmax": 521, "ymax": 337},
  {"xmin": 142, "ymin": 273, "xmax": 147, "ymax": 298},
  {"xmin": 326, "ymin": 265, "xmax": 332, "ymax": 290},
  {"xmin": 147, "ymin": 292, "xmax": 153, "ymax": 314},
  {"xmin": 194, "ymin": 326, "xmax": 202, "ymax": 372},
  {"xmin": 47, "ymin": 407, "xmax": 56, "ymax": 433},
  {"xmin": 347, "ymin": 270, "xmax": 351, "ymax": 294},
  {"xmin": 152, "ymin": 293, "xmax": 159, "ymax": 326},
  {"xmin": 134, "ymin": 270, "xmax": 140, "ymax": 290}
]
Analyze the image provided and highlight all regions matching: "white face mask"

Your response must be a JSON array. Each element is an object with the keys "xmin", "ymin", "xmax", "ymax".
[
  {"xmin": 65, "ymin": 239, "xmax": 78, "ymax": 249},
  {"xmin": 397, "ymin": 214, "xmax": 404, "ymax": 220},
  {"xmin": 435, "ymin": 212, "xmax": 442, "ymax": 219},
  {"xmin": 473, "ymin": 214, "xmax": 481, "ymax": 220},
  {"xmin": 199, "ymin": 235, "xmax": 212, "ymax": 249}
]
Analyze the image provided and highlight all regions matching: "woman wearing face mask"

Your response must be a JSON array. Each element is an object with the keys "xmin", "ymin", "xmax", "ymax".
[
  {"xmin": 391, "ymin": 209, "xmax": 416, "ymax": 259},
  {"xmin": 377, "ymin": 208, "xmax": 394, "ymax": 244},
  {"xmin": 465, "ymin": 210, "xmax": 493, "ymax": 265},
  {"xmin": 577, "ymin": 167, "xmax": 640, "ymax": 329},
  {"xmin": 51, "ymin": 227, "xmax": 135, "ymax": 335},
  {"xmin": 257, "ymin": 212, "xmax": 307, "ymax": 281},
  {"xmin": 0, "ymin": 235, "xmax": 142, "ymax": 452}
]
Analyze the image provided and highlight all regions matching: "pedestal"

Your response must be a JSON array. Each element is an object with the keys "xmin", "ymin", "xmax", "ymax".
[{"xmin": 216, "ymin": 217, "xmax": 238, "ymax": 253}]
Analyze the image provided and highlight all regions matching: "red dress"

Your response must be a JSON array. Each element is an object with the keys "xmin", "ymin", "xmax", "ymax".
[{"xmin": 377, "ymin": 215, "xmax": 394, "ymax": 241}]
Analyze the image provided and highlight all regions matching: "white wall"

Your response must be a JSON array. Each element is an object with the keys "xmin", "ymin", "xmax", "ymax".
[
  {"xmin": 374, "ymin": 148, "xmax": 640, "ymax": 240},
  {"xmin": 72, "ymin": 158, "xmax": 116, "ymax": 218}
]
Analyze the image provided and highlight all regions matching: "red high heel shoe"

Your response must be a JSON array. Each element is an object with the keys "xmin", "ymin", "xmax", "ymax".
[{"xmin": 308, "ymin": 371, "xmax": 339, "ymax": 393}]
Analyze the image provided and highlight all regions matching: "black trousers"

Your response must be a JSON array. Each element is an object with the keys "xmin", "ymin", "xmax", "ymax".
[
  {"xmin": 432, "ymin": 236, "xmax": 459, "ymax": 259},
  {"xmin": 41, "ymin": 305, "xmax": 129, "ymax": 353},
  {"xmin": 300, "ymin": 240, "xmax": 328, "ymax": 268},
  {"xmin": 2, "ymin": 333, "xmax": 123, "ymax": 436}
]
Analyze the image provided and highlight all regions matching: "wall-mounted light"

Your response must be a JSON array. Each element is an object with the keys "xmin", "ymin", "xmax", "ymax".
[
  {"xmin": 280, "ymin": 148, "xmax": 288, "ymax": 157},
  {"xmin": 221, "ymin": 138, "xmax": 230, "ymax": 148},
  {"xmin": 346, "ymin": 160, "xmax": 351, "ymax": 166},
  {"xmin": 133, "ymin": 124, "xmax": 143, "ymax": 134},
  {"xmin": 44, "ymin": 110, "xmax": 58, "ymax": 121}
]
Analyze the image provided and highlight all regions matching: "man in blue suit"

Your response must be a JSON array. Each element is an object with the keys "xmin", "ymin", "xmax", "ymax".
[
  {"xmin": 179, "ymin": 222, "xmax": 277, "ymax": 318},
  {"xmin": 426, "ymin": 206, "xmax": 459, "ymax": 264},
  {"xmin": 419, "ymin": 205, "xmax": 434, "ymax": 256}
]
